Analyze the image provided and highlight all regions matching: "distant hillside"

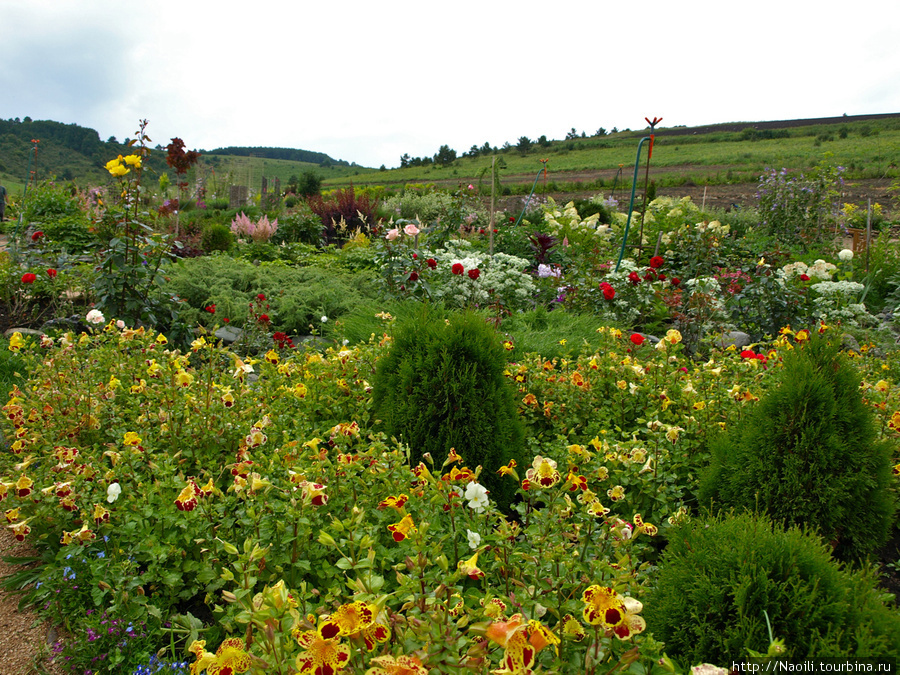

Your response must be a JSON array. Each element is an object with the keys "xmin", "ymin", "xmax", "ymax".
[
  {"xmin": 656, "ymin": 112, "xmax": 900, "ymax": 137},
  {"xmin": 206, "ymin": 146, "xmax": 349, "ymax": 167},
  {"xmin": 0, "ymin": 117, "xmax": 168, "ymax": 186}
]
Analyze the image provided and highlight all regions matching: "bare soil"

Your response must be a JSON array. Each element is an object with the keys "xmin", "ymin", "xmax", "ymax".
[
  {"xmin": 0, "ymin": 529, "xmax": 65, "ymax": 675},
  {"xmin": 495, "ymin": 172, "xmax": 896, "ymax": 215}
]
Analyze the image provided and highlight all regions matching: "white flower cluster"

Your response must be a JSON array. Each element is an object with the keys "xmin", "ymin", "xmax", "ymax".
[
  {"xmin": 810, "ymin": 280, "xmax": 873, "ymax": 326},
  {"xmin": 660, "ymin": 219, "xmax": 729, "ymax": 246},
  {"xmin": 779, "ymin": 259, "xmax": 836, "ymax": 281},
  {"xmin": 541, "ymin": 198, "xmax": 611, "ymax": 238},
  {"xmin": 422, "ymin": 240, "xmax": 536, "ymax": 310}
]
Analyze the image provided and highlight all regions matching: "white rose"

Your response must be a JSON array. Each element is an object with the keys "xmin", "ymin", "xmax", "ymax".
[{"xmin": 86, "ymin": 309, "xmax": 105, "ymax": 325}]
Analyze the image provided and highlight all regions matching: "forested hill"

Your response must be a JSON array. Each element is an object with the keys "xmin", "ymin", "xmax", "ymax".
[
  {"xmin": 206, "ymin": 146, "xmax": 349, "ymax": 167},
  {"xmin": 0, "ymin": 118, "xmax": 106, "ymax": 159}
]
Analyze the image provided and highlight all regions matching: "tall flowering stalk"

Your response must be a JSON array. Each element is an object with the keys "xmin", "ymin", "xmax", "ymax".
[{"xmin": 94, "ymin": 119, "xmax": 182, "ymax": 336}]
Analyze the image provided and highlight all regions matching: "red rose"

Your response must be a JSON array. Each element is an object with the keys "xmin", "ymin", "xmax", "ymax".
[
  {"xmin": 630, "ymin": 333, "xmax": 645, "ymax": 346},
  {"xmin": 468, "ymin": 268, "xmax": 480, "ymax": 280},
  {"xmin": 649, "ymin": 255, "xmax": 664, "ymax": 269},
  {"xmin": 258, "ymin": 314, "xmax": 270, "ymax": 323},
  {"xmin": 628, "ymin": 271, "xmax": 641, "ymax": 285},
  {"xmin": 602, "ymin": 285, "xmax": 615, "ymax": 300},
  {"xmin": 31, "ymin": 231, "xmax": 44, "ymax": 241},
  {"xmin": 643, "ymin": 271, "xmax": 655, "ymax": 282},
  {"xmin": 409, "ymin": 271, "xmax": 419, "ymax": 281},
  {"xmin": 740, "ymin": 350, "xmax": 756, "ymax": 359},
  {"xmin": 257, "ymin": 293, "xmax": 266, "ymax": 301},
  {"xmin": 670, "ymin": 278, "xmax": 681, "ymax": 286},
  {"xmin": 452, "ymin": 263, "xmax": 464, "ymax": 275},
  {"xmin": 223, "ymin": 318, "xmax": 230, "ymax": 323},
  {"xmin": 799, "ymin": 274, "xmax": 810, "ymax": 281},
  {"xmin": 47, "ymin": 268, "xmax": 58, "ymax": 278},
  {"xmin": 658, "ymin": 273, "xmax": 666, "ymax": 281},
  {"xmin": 21, "ymin": 273, "xmax": 37, "ymax": 284},
  {"xmin": 426, "ymin": 258, "xmax": 437, "ymax": 269},
  {"xmin": 205, "ymin": 304, "xmax": 216, "ymax": 313}
]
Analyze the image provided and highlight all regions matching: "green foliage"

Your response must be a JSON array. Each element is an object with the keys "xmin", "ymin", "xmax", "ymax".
[
  {"xmin": 200, "ymin": 222, "xmax": 234, "ymax": 253},
  {"xmin": 644, "ymin": 512, "xmax": 900, "ymax": 662},
  {"xmin": 92, "ymin": 123, "xmax": 191, "ymax": 342},
  {"xmin": 371, "ymin": 308, "xmax": 525, "ymax": 510},
  {"xmin": 22, "ymin": 180, "xmax": 82, "ymax": 223},
  {"xmin": 162, "ymin": 255, "xmax": 379, "ymax": 335},
  {"xmin": 756, "ymin": 161, "xmax": 844, "ymax": 246},
  {"xmin": 287, "ymin": 170, "xmax": 323, "ymax": 198},
  {"xmin": 40, "ymin": 213, "xmax": 97, "ymax": 252},
  {"xmin": 275, "ymin": 202, "xmax": 324, "ymax": 245},
  {"xmin": 0, "ymin": 338, "xmax": 26, "ymax": 400},
  {"xmin": 699, "ymin": 334, "xmax": 896, "ymax": 561}
]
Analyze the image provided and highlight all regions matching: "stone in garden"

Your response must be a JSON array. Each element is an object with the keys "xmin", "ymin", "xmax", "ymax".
[
  {"xmin": 715, "ymin": 331, "xmax": 751, "ymax": 350},
  {"xmin": 4, "ymin": 327, "xmax": 43, "ymax": 339},
  {"xmin": 840, "ymin": 333, "xmax": 861, "ymax": 355},
  {"xmin": 215, "ymin": 325, "xmax": 243, "ymax": 344},
  {"xmin": 40, "ymin": 315, "xmax": 90, "ymax": 335}
]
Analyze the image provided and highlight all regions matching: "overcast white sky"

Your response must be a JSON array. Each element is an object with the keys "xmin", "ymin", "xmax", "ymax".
[{"xmin": 3, "ymin": 1, "xmax": 899, "ymax": 169}]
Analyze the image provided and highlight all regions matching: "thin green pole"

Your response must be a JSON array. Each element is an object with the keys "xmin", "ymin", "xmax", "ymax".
[
  {"xmin": 614, "ymin": 137, "xmax": 651, "ymax": 272},
  {"xmin": 513, "ymin": 167, "xmax": 548, "ymax": 228}
]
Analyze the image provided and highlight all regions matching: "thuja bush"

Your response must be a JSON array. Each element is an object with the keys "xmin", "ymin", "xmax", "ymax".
[
  {"xmin": 644, "ymin": 513, "xmax": 900, "ymax": 662},
  {"xmin": 699, "ymin": 332, "xmax": 896, "ymax": 561},
  {"xmin": 371, "ymin": 307, "xmax": 525, "ymax": 510}
]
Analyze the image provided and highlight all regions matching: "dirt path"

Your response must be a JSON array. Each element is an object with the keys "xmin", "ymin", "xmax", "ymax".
[{"xmin": 0, "ymin": 529, "xmax": 65, "ymax": 674}]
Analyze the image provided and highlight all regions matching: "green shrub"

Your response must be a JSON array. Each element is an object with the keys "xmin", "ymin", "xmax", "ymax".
[
  {"xmin": 371, "ymin": 307, "xmax": 525, "ymax": 511},
  {"xmin": 22, "ymin": 181, "xmax": 81, "ymax": 223},
  {"xmin": 40, "ymin": 213, "xmax": 96, "ymax": 252},
  {"xmin": 276, "ymin": 203, "xmax": 324, "ymax": 245},
  {"xmin": 200, "ymin": 222, "xmax": 234, "ymax": 252},
  {"xmin": 699, "ymin": 333, "xmax": 896, "ymax": 561},
  {"xmin": 644, "ymin": 513, "xmax": 900, "ymax": 663},
  {"xmin": 162, "ymin": 255, "xmax": 379, "ymax": 336}
]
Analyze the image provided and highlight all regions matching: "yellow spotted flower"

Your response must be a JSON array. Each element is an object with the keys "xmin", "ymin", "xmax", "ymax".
[
  {"xmin": 8, "ymin": 332, "xmax": 24, "ymax": 352},
  {"xmin": 388, "ymin": 514, "xmax": 417, "ymax": 542},
  {"xmin": 294, "ymin": 621, "xmax": 350, "ymax": 674}
]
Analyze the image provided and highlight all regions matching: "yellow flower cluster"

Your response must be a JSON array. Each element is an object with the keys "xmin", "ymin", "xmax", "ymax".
[{"xmin": 105, "ymin": 154, "xmax": 142, "ymax": 177}]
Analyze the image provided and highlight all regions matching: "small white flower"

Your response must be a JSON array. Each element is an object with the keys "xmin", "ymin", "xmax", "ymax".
[
  {"xmin": 321, "ymin": 315, "xmax": 328, "ymax": 323},
  {"xmin": 106, "ymin": 482, "xmax": 121, "ymax": 503},
  {"xmin": 464, "ymin": 481, "xmax": 489, "ymax": 513},
  {"xmin": 116, "ymin": 320, "xmax": 126, "ymax": 329},
  {"xmin": 466, "ymin": 529, "xmax": 481, "ymax": 550},
  {"xmin": 86, "ymin": 309, "xmax": 105, "ymax": 325},
  {"xmin": 838, "ymin": 248, "xmax": 854, "ymax": 262}
]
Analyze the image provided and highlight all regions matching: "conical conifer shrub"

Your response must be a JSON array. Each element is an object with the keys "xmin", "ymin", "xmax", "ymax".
[
  {"xmin": 371, "ymin": 307, "xmax": 525, "ymax": 511},
  {"xmin": 699, "ymin": 333, "xmax": 895, "ymax": 561}
]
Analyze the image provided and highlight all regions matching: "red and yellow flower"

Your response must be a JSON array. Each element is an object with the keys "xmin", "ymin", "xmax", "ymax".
[{"xmin": 388, "ymin": 514, "xmax": 417, "ymax": 542}]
